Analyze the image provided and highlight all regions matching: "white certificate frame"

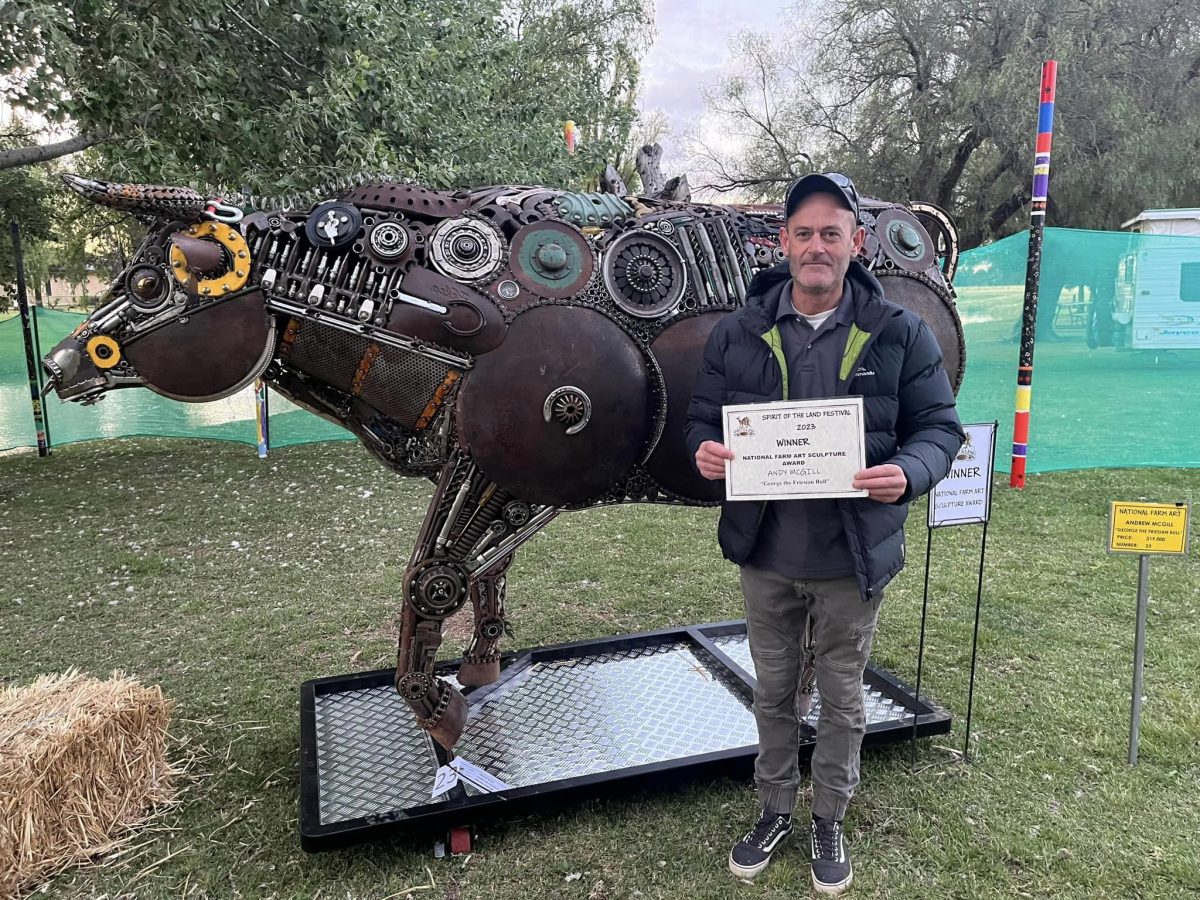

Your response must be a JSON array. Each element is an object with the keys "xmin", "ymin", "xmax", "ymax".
[{"xmin": 722, "ymin": 397, "xmax": 868, "ymax": 502}]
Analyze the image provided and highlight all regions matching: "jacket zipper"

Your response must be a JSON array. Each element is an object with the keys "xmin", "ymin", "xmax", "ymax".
[{"xmin": 751, "ymin": 325, "xmax": 787, "ymax": 540}]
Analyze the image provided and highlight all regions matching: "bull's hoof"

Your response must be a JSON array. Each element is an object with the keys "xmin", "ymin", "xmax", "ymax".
[
  {"xmin": 426, "ymin": 685, "xmax": 469, "ymax": 749},
  {"xmin": 457, "ymin": 657, "xmax": 501, "ymax": 687}
]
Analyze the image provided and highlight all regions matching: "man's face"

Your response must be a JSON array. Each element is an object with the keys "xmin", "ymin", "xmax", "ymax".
[{"xmin": 779, "ymin": 192, "xmax": 865, "ymax": 298}]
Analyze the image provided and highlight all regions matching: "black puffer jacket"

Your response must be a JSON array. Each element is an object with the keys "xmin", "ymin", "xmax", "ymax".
[{"xmin": 684, "ymin": 260, "xmax": 965, "ymax": 601}]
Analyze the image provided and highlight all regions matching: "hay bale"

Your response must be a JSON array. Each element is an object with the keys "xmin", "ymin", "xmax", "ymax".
[{"xmin": 0, "ymin": 670, "xmax": 176, "ymax": 897}]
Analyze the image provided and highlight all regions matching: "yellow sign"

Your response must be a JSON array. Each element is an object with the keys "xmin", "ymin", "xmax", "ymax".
[{"xmin": 1108, "ymin": 502, "xmax": 1190, "ymax": 555}]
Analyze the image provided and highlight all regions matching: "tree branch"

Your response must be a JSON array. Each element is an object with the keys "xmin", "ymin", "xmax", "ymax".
[{"xmin": 0, "ymin": 129, "xmax": 109, "ymax": 171}]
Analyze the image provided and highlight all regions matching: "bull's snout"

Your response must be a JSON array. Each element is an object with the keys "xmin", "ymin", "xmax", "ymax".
[{"xmin": 41, "ymin": 336, "xmax": 107, "ymax": 402}]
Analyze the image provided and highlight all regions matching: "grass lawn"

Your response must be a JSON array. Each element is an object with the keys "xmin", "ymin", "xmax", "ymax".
[{"xmin": 1, "ymin": 439, "xmax": 1198, "ymax": 899}]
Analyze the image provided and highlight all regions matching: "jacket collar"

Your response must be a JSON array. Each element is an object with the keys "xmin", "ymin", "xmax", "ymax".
[{"xmin": 740, "ymin": 260, "xmax": 889, "ymax": 336}]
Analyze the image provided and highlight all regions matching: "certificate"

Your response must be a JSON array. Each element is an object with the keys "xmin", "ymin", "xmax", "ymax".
[{"xmin": 722, "ymin": 398, "xmax": 868, "ymax": 501}]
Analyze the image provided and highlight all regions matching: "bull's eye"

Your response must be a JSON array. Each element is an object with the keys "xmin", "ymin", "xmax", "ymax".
[{"xmin": 132, "ymin": 269, "xmax": 162, "ymax": 299}]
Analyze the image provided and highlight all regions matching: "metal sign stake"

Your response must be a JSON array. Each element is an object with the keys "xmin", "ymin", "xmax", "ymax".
[{"xmin": 1129, "ymin": 554, "xmax": 1150, "ymax": 766}]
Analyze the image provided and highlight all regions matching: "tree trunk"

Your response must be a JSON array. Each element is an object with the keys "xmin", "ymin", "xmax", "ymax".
[
  {"xmin": 635, "ymin": 143, "xmax": 665, "ymax": 196},
  {"xmin": 601, "ymin": 165, "xmax": 628, "ymax": 196},
  {"xmin": 658, "ymin": 174, "xmax": 691, "ymax": 202}
]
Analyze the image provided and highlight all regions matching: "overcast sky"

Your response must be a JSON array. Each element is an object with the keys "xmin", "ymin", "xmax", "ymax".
[{"xmin": 638, "ymin": 0, "xmax": 791, "ymax": 173}]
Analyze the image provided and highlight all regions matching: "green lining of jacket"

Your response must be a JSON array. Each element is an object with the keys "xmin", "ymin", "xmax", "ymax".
[
  {"xmin": 761, "ymin": 325, "xmax": 788, "ymax": 399},
  {"xmin": 840, "ymin": 324, "xmax": 871, "ymax": 383}
]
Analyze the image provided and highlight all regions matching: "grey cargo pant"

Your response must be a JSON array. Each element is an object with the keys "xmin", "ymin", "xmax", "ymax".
[{"xmin": 739, "ymin": 565, "xmax": 883, "ymax": 821}]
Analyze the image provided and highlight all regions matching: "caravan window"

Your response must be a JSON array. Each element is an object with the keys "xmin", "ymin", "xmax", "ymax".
[{"xmin": 1182, "ymin": 262, "xmax": 1200, "ymax": 303}]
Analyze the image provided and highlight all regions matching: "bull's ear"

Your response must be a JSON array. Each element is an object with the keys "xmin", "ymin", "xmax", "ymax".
[{"xmin": 61, "ymin": 173, "xmax": 207, "ymax": 222}]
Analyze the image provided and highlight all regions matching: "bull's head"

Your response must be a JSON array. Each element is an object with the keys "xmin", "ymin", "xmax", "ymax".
[{"xmin": 42, "ymin": 175, "xmax": 275, "ymax": 404}]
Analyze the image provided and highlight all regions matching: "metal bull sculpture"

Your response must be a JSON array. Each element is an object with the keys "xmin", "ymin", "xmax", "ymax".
[{"xmin": 43, "ymin": 173, "xmax": 965, "ymax": 749}]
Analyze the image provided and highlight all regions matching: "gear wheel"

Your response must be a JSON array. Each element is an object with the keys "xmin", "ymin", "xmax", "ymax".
[
  {"xmin": 408, "ymin": 560, "xmax": 470, "ymax": 619},
  {"xmin": 603, "ymin": 229, "xmax": 687, "ymax": 318},
  {"xmin": 429, "ymin": 216, "xmax": 506, "ymax": 283}
]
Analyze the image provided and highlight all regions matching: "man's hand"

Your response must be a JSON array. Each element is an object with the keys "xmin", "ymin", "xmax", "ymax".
[
  {"xmin": 853, "ymin": 464, "xmax": 907, "ymax": 503},
  {"xmin": 695, "ymin": 440, "xmax": 735, "ymax": 480}
]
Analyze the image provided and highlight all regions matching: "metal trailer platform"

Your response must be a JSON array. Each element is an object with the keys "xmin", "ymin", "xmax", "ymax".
[{"xmin": 299, "ymin": 620, "xmax": 950, "ymax": 850}]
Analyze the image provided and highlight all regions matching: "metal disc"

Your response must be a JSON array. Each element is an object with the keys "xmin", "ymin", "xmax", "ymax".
[
  {"xmin": 124, "ymin": 290, "xmax": 276, "ymax": 401},
  {"xmin": 603, "ymin": 229, "xmax": 687, "ymax": 318},
  {"xmin": 509, "ymin": 221, "xmax": 595, "ymax": 299},
  {"xmin": 366, "ymin": 220, "xmax": 412, "ymax": 263},
  {"xmin": 644, "ymin": 312, "xmax": 727, "ymax": 502},
  {"xmin": 456, "ymin": 305, "xmax": 652, "ymax": 506},
  {"xmin": 429, "ymin": 216, "xmax": 506, "ymax": 283},
  {"xmin": 875, "ymin": 208, "xmax": 936, "ymax": 273},
  {"xmin": 874, "ymin": 271, "xmax": 966, "ymax": 394},
  {"xmin": 305, "ymin": 201, "xmax": 363, "ymax": 249}
]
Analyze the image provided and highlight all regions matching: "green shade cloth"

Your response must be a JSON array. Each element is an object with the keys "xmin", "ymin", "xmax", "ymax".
[
  {"xmin": 1, "ymin": 308, "xmax": 351, "ymax": 452},
  {"xmin": 4, "ymin": 225, "xmax": 1199, "ymax": 472}
]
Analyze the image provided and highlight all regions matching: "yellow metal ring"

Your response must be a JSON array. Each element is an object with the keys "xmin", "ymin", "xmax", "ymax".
[
  {"xmin": 86, "ymin": 335, "xmax": 122, "ymax": 370},
  {"xmin": 169, "ymin": 221, "xmax": 251, "ymax": 297}
]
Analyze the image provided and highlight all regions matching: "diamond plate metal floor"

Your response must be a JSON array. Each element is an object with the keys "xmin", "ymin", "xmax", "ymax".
[
  {"xmin": 707, "ymin": 633, "xmax": 912, "ymax": 730},
  {"xmin": 299, "ymin": 621, "xmax": 950, "ymax": 849}
]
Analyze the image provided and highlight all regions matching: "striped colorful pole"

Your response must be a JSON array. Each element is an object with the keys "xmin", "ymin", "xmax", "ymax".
[
  {"xmin": 10, "ymin": 221, "xmax": 51, "ymax": 457},
  {"xmin": 1010, "ymin": 60, "xmax": 1057, "ymax": 488},
  {"xmin": 254, "ymin": 377, "xmax": 270, "ymax": 458}
]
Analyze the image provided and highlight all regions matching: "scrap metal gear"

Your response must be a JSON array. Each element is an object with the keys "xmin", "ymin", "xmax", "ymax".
[
  {"xmin": 874, "ymin": 208, "xmax": 936, "ymax": 273},
  {"xmin": 543, "ymin": 385, "xmax": 592, "ymax": 435},
  {"xmin": 408, "ymin": 559, "xmax": 470, "ymax": 619},
  {"xmin": 366, "ymin": 220, "xmax": 412, "ymax": 262},
  {"xmin": 603, "ymin": 229, "xmax": 687, "ymax": 318},
  {"xmin": 509, "ymin": 221, "xmax": 595, "ymax": 299},
  {"xmin": 428, "ymin": 216, "xmax": 505, "ymax": 283},
  {"xmin": 910, "ymin": 201, "xmax": 960, "ymax": 281}
]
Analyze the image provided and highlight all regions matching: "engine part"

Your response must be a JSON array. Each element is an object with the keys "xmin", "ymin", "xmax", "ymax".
[
  {"xmin": 603, "ymin": 229, "xmax": 687, "ymax": 318},
  {"xmin": 875, "ymin": 208, "xmax": 936, "ymax": 273},
  {"xmin": 428, "ymin": 217, "xmax": 505, "ymax": 283},
  {"xmin": 509, "ymin": 221, "xmax": 595, "ymax": 299},
  {"xmin": 456, "ymin": 305, "xmax": 653, "ymax": 506}
]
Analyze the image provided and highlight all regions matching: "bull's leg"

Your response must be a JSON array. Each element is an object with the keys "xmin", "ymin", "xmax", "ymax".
[
  {"xmin": 458, "ymin": 555, "xmax": 513, "ymax": 687},
  {"xmin": 394, "ymin": 456, "xmax": 476, "ymax": 748},
  {"xmin": 396, "ymin": 557, "xmax": 479, "ymax": 747},
  {"xmin": 395, "ymin": 451, "xmax": 558, "ymax": 749}
]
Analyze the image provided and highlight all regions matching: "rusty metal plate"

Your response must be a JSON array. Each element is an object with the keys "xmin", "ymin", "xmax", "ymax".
[
  {"xmin": 341, "ymin": 182, "xmax": 470, "ymax": 218},
  {"xmin": 875, "ymin": 271, "xmax": 966, "ymax": 394},
  {"xmin": 456, "ymin": 305, "xmax": 652, "ymax": 506},
  {"xmin": 645, "ymin": 312, "xmax": 727, "ymax": 501},
  {"xmin": 124, "ymin": 291, "xmax": 276, "ymax": 401}
]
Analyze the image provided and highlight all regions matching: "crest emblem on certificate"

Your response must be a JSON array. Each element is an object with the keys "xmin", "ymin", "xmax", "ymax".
[
  {"xmin": 956, "ymin": 431, "xmax": 976, "ymax": 461},
  {"xmin": 733, "ymin": 416, "xmax": 755, "ymax": 437}
]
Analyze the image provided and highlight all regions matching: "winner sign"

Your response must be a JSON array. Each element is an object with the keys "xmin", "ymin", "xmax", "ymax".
[{"xmin": 929, "ymin": 422, "xmax": 997, "ymax": 528}]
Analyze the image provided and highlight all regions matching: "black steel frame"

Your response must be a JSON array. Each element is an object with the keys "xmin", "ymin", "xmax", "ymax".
[{"xmin": 298, "ymin": 619, "xmax": 950, "ymax": 851}]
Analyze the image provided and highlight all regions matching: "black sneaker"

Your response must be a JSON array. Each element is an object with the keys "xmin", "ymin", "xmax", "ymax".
[
  {"xmin": 810, "ymin": 816, "xmax": 853, "ymax": 895},
  {"xmin": 728, "ymin": 811, "xmax": 793, "ymax": 879}
]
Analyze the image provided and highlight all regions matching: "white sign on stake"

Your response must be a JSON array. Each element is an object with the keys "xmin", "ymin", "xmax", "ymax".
[{"xmin": 928, "ymin": 423, "xmax": 998, "ymax": 528}]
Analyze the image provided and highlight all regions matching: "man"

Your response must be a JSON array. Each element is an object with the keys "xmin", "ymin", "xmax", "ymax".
[{"xmin": 685, "ymin": 173, "xmax": 963, "ymax": 895}]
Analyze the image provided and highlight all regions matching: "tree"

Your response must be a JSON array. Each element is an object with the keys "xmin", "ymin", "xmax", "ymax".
[
  {"xmin": 689, "ymin": 0, "xmax": 1200, "ymax": 245},
  {"xmin": 0, "ymin": 0, "xmax": 651, "ymax": 195}
]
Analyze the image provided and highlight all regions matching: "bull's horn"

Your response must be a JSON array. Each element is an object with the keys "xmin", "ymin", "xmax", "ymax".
[{"xmin": 61, "ymin": 173, "xmax": 208, "ymax": 222}]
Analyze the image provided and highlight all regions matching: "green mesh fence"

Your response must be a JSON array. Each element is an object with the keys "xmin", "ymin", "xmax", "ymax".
[
  {"xmin": 953, "ymin": 226, "xmax": 1200, "ymax": 472},
  {"xmin": 0, "ymin": 308, "xmax": 351, "ymax": 452},
  {"xmin": 4, "ymin": 225, "xmax": 1200, "ymax": 471}
]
